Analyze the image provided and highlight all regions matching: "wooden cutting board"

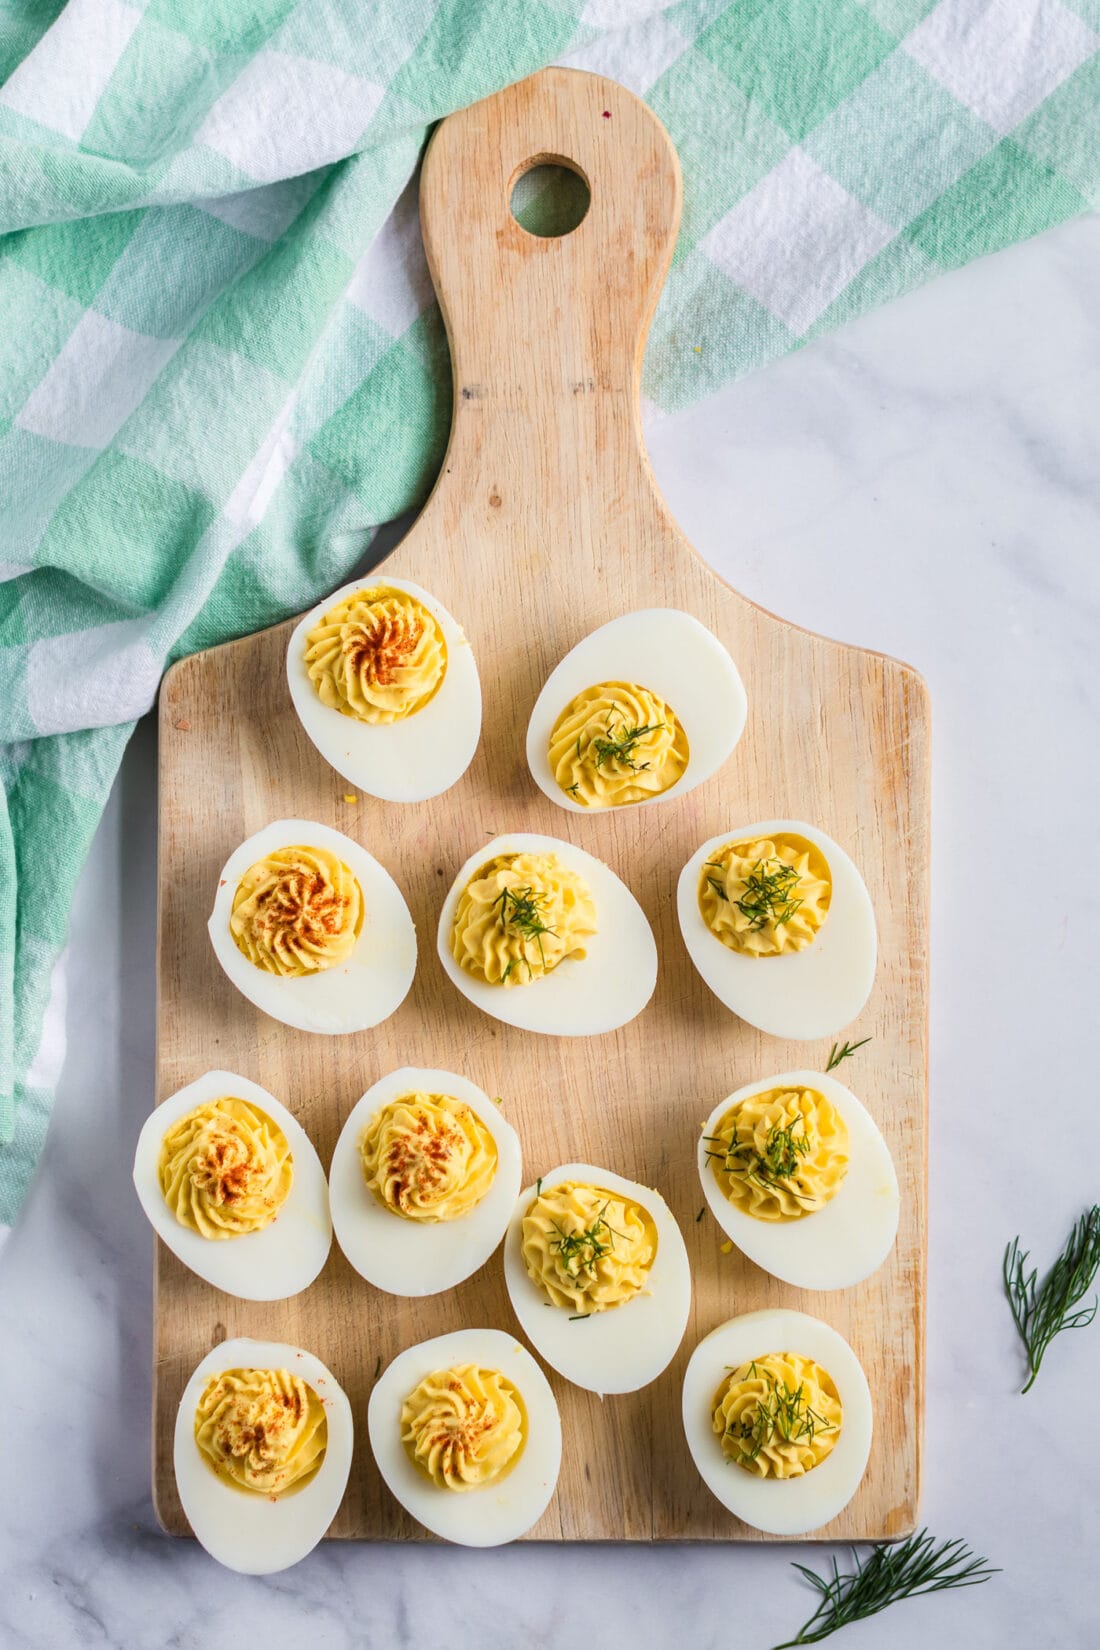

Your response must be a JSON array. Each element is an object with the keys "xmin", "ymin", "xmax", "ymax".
[{"xmin": 153, "ymin": 67, "xmax": 929, "ymax": 1542}]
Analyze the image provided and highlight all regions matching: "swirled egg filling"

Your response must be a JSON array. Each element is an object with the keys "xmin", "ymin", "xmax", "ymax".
[
  {"xmin": 359, "ymin": 1092, "xmax": 497, "ymax": 1222},
  {"xmin": 230, "ymin": 844, "xmax": 363, "ymax": 976},
  {"xmin": 713, "ymin": 1353, "xmax": 841, "ymax": 1478},
  {"xmin": 158, "ymin": 1096, "xmax": 293, "ymax": 1239},
  {"xmin": 703, "ymin": 1086, "xmax": 849, "ymax": 1223},
  {"xmin": 303, "ymin": 585, "xmax": 446, "ymax": 724},
  {"xmin": 450, "ymin": 850, "xmax": 596, "ymax": 988},
  {"xmin": 195, "ymin": 1367, "xmax": 328, "ymax": 1497},
  {"xmin": 548, "ymin": 681, "xmax": 689, "ymax": 807},
  {"xmin": 401, "ymin": 1364, "xmax": 526, "ymax": 1491},
  {"xmin": 522, "ymin": 1180, "xmax": 657, "ymax": 1313},
  {"xmin": 699, "ymin": 833, "xmax": 831, "ymax": 957}
]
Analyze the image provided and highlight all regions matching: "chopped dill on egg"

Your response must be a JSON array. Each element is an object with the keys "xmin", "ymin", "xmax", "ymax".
[
  {"xmin": 494, "ymin": 884, "xmax": 555, "ymax": 973},
  {"xmin": 590, "ymin": 705, "xmax": 664, "ymax": 773},
  {"xmin": 735, "ymin": 858, "xmax": 804, "ymax": 931},
  {"xmin": 726, "ymin": 1364, "xmax": 834, "ymax": 1464},
  {"xmin": 549, "ymin": 1202, "xmax": 624, "ymax": 1280},
  {"xmin": 704, "ymin": 1122, "xmax": 817, "ymax": 1206}
]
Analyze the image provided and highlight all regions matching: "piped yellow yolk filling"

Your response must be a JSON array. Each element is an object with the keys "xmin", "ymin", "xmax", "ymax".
[
  {"xmin": 304, "ymin": 585, "xmax": 446, "ymax": 724},
  {"xmin": 401, "ymin": 1364, "xmax": 526, "ymax": 1491},
  {"xmin": 704, "ymin": 1087, "xmax": 849, "ymax": 1223},
  {"xmin": 699, "ymin": 833, "xmax": 831, "ymax": 957},
  {"xmin": 548, "ymin": 680, "xmax": 689, "ymax": 807},
  {"xmin": 522, "ymin": 1180, "xmax": 657, "ymax": 1313},
  {"xmin": 195, "ymin": 1367, "xmax": 327, "ymax": 1497},
  {"xmin": 450, "ymin": 851, "xmax": 596, "ymax": 988},
  {"xmin": 713, "ymin": 1353, "xmax": 842, "ymax": 1479},
  {"xmin": 159, "ymin": 1097, "xmax": 293, "ymax": 1239},
  {"xmin": 230, "ymin": 844, "xmax": 363, "ymax": 976},
  {"xmin": 360, "ymin": 1092, "xmax": 497, "ymax": 1222}
]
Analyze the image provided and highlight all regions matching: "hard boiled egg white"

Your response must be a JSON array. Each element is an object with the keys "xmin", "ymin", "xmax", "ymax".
[
  {"xmin": 329, "ymin": 1066, "xmax": 522, "ymax": 1295},
  {"xmin": 133, "ymin": 1069, "xmax": 331, "ymax": 1301},
  {"xmin": 437, "ymin": 833, "xmax": 657, "ymax": 1037},
  {"xmin": 682, "ymin": 1309, "xmax": 873, "ymax": 1536},
  {"xmin": 526, "ymin": 608, "xmax": 747, "ymax": 813},
  {"xmin": 503, "ymin": 1163, "xmax": 691, "ymax": 1395},
  {"xmin": 677, "ymin": 821, "xmax": 876, "ymax": 1040},
  {"xmin": 208, "ymin": 819, "xmax": 416, "ymax": 1035},
  {"xmin": 698, "ymin": 1070, "xmax": 899, "ymax": 1291},
  {"xmin": 286, "ymin": 574, "xmax": 481, "ymax": 803},
  {"xmin": 368, "ymin": 1327, "xmax": 561, "ymax": 1546},
  {"xmin": 174, "ymin": 1336, "xmax": 353, "ymax": 1574}
]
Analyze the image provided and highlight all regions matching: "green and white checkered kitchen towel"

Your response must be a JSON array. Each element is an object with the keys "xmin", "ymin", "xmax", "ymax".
[{"xmin": 1, "ymin": 0, "xmax": 1097, "ymax": 1240}]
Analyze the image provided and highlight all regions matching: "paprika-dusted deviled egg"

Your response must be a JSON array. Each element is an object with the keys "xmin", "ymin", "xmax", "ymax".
[
  {"xmin": 133, "ymin": 1070, "xmax": 331, "ymax": 1300},
  {"xmin": 526, "ymin": 609, "xmax": 746, "ymax": 812},
  {"xmin": 698, "ymin": 1070, "xmax": 899, "ymax": 1291},
  {"xmin": 208, "ymin": 819, "xmax": 416, "ymax": 1035},
  {"xmin": 287, "ymin": 575, "xmax": 481, "ymax": 802},
  {"xmin": 175, "ymin": 1336, "xmax": 353, "ymax": 1573},
  {"xmin": 503, "ymin": 1163, "xmax": 691, "ymax": 1395},
  {"xmin": 682, "ymin": 1309, "xmax": 872, "ymax": 1535},
  {"xmin": 678, "ymin": 821, "xmax": 876, "ymax": 1039},
  {"xmin": 368, "ymin": 1327, "xmax": 561, "ymax": 1546},
  {"xmin": 329, "ymin": 1066, "xmax": 522, "ymax": 1295},
  {"xmin": 438, "ymin": 833, "xmax": 657, "ymax": 1037}
]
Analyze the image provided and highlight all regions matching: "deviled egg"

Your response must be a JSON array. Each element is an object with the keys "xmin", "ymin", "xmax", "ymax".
[
  {"xmin": 287, "ymin": 575, "xmax": 481, "ymax": 802},
  {"xmin": 526, "ymin": 609, "xmax": 746, "ymax": 812},
  {"xmin": 678, "ymin": 821, "xmax": 876, "ymax": 1039},
  {"xmin": 329, "ymin": 1066, "xmax": 522, "ymax": 1295},
  {"xmin": 682, "ymin": 1309, "xmax": 872, "ymax": 1535},
  {"xmin": 698, "ymin": 1070, "xmax": 898, "ymax": 1290},
  {"xmin": 502, "ymin": 1163, "xmax": 691, "ymax": 1395},
  {"xmin": 175, "ymin": 1336, "xmax": 353, "ymax": 1573},
  {"xmin": 437, "ymin": 833, "xmax": 657, "ymax": 1036},
  {"xmin": 132, "ymin": 1070, "xmax": 331, "ymax": 1300},
  {"xmin": 208, "ymin": 819, "xmax": 416, "ymax": 1034},
  {"xmin": 368, "ymin": 1327, "xmax": 561, "ymax": 1545}
]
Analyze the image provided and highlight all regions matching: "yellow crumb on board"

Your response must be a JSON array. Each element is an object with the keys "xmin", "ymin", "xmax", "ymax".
[
  {"xmin": 720, "ymin": 1240, "xmax": 734, "ymax": 1254},
  {"xmin": 343, "ymin": 793, "xmax": 357, "ymax": 803}
]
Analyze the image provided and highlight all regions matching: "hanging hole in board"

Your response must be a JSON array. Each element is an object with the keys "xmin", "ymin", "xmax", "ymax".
[{"xmin": 509, "ymin": 157, "xmax": 591, "ymax": 238}]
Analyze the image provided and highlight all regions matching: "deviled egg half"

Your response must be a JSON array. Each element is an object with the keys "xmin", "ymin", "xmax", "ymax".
[
  {"xmin": 175, "ymin": 1336, "xmax": 353, "ymax": 1573},
  {"xmin": 208, "ymin": 818, "xmax": 416, "ymax": 1035},
  {"xmin": 329, "ymin": 1066, "xmax": 522, "ymax": 1295},
  {"xmin": 526, "ymin": 609, "xmax": 747, "ymax": 812},
  {"xmin": 682, "ymin": 1309, "xmax": 872, "ymax": 1536},
  {"xmin": 678, "ymin": 821, "xmax": 876, "ymax": 1039},
  {"xmin": 368, "ymin": 1327, "xmax": 561, "ymax": 1546},
  {"xmin": 698, "ymin": 1070, "xmax": 899, "ymax": 1291},
  {"xmin": 287, "ymin": 574, "xmax": 481, "ymax": 802},
  {"xmin": 133, "ymin": 1070, "xmax": 331, "ymax": 1300},
  {"xmin": 503, "ymin": 1163, "xmax": 691, "ymax": 1395},
  {"xmin": 437, "ymin": 832, "xmax": 657, "ymax": 1037}
]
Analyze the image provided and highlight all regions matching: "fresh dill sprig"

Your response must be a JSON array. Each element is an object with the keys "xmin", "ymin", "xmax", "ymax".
[
  {"xmin": 590, "ymin": 705, "xmax": 664, "ymax": 773},
  {"xmin": 703, "ymin": 1122, "xmax": 815, "ymax": 1204},
  {"xmin": 770, "ymin": 1530, "xmax": 998, "ymax": 1648},
  {"xmin": 825, "ymin": 1036, "xmax": 872, "ymax": 1071},
  {"xmin": 725, "ymin": 1362, "xmax": 833, "ymax": 1465},
  {"xmin": 1003, "ymin": 1204, "xmax": 1100, "ymax": 1392},
  {"xmin": 735, "ymin": 858, "xmax": 803, "ymax": 931},
  {"xmin": 494, "ymin": 883, "xmax": 555, "ymax": 974},
  {"xmin": 550, "ymin": 1203, "xmax": 624, "ymax": 1280}
]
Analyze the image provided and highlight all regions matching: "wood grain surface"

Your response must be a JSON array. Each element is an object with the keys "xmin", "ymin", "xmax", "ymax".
[{"xmin": 153, "ymin": 67, "xmax": 929, "ymax": 1543}]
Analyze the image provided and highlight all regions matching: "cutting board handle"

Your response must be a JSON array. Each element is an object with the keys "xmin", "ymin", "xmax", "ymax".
[{"xmin": 420, "ymin": 67, "xmax": 682, "ymax": 465}]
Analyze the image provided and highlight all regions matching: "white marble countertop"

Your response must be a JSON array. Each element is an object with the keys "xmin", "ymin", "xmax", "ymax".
[{"xmin": 2, "ymin": 212, "xmax": 1098, "ymax": 1650}]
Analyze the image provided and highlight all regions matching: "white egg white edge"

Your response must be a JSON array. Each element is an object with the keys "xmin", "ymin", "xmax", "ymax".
[
  {"xmin": 367, "ymin": 1327, "xmax": 562, "ymax": 1546},
  {"xmin": 286, "ymin": 572, "xmax": 482, "ymax": 803},
  {"xmin": 697, "ymin": 1069, "xmax": 900, "ymax": 1292},
  {"xmin": 208, "ymin": 818, "xmax": 417, "ymax": 1035},
  {"xmin": 681, "ymin": 1309, "xmax": 873, "ymax": 1537},
  {"xmin": 525, "ymin": 608, "xmax": 748, "ymax": 814},
  {"xmin": 173, "ymin": 1336, "xmax": 353, "ymax": 1574},
  {"xmin": 502, "ymin": 1162, "xmax": 692, "ymax": 1396},
  {"xmin": 132, "ymin": 1069, "xmax": 332, "ymax": 1302},
  {"xmin": 676, "ymin": 822, "xmax": 877, "ymax": 1041},
  {"xmin": 329, "ymin": 1066, "xmax": 523, "ymax": 1296},
  {"xmin": 436, "ymin": 833, "xmax": 657, "ymax": 1038}
]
